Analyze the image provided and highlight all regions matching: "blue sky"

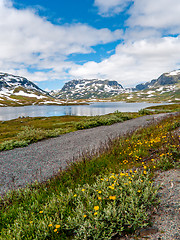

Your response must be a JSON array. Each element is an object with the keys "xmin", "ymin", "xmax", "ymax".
[{"xmin": 0, "ymin": 0, "xmax": 180, "ymax": 90}]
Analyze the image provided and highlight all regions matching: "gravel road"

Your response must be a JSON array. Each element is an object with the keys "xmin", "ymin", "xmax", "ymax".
[{"xmin": 0, "ymin": 113, "xmax": 177, "ymax": 196}]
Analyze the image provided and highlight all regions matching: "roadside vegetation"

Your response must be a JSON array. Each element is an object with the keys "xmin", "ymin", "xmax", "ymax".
[
  {"xmin": 0, "ymin": 114, "xmax": 179, "ymax": 239},
  {"xmin": 0, "ymin": 112, "xmax": 140, "ymax": 151},
  {"xmin": 0, "ymin": 103, "xmax": 179, "ymax": 151},
  {"xmin": 146, "ymin": 103, "xmax": 180, "ymax": 113}
]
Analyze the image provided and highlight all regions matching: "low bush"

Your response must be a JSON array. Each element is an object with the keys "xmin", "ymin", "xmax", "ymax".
[
  {"xmin": 76, "ymin": 114, "xmax": 130, "ymax": 130},
  {"xmin": 138, "ymin": 109, "xmax": 151, "ymax": 115},
  {"xmin": 0, "ymin": 170, "xmax": 158, "ymax": 240}
]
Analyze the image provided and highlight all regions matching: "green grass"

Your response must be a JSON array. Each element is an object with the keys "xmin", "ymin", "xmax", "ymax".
[
  {"xmin": 0, "ymin": 114, "xmax": 179, "ymax": 239},
  {"xmin": 0, "ymin": 112, "xmax": 140, "ymax": 151},
  {"xmin": 146, "ymin": 103, "xmax": 180, "ymax": 113}
]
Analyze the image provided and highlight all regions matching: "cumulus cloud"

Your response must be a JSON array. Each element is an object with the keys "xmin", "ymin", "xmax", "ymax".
[
  {"xmin": 0, "ymin": 0, "xmax": 122, "ymax": 82},
  {"xmin": 94, "ymin": 0, "xmax": 131, "ymax": 16},
  {"xmin": 69, "ymin": 36, "xmax": 180, "ymax": 87},
  {"xmin": 127, "ymin": 0, "xmax": 180, "ymax": 34}
]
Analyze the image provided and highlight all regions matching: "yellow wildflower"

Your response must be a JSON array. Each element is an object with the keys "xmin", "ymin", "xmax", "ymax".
[
  {"xmin": 98, "ymin": 191, "xmax": 102, "ymax": 194},
  {"xmin": 98, "ymin": 197, "xmax": 102, "ymax": 200},
  {"xmin": 94, "ymin": 206, "xmax": 99, "ymax": 211},
  {"xmin": 82, "ymin": 189, "xmax": 85, "ymax": 192},
  {"xmin": 94, "ymin": 212, "xmax": 98, "ymax": 216},
  {"xmin": 48, "ymin": 224, "xmax": 52, "ymax": 227},
  {"xmin": 74, "ymin": 194, "xmax": 77, "ymax": 197},
  {"xmin": 56, "ymin": 225, "xmax": 60, "ymax": 229},
  {"xmin": 39, "ymin": 211, "xmax": 43, "ymax": 214},
  {"xmin": 54, "ymin": 229, "xmax": 57, "ymax": 232},
  {"xmin": 83, "ymin": 215, "xmax": 87, "ymax": 218},
  {"xmin": 109, "ymin": 196, "xmax": 116, "ymax": 200}
]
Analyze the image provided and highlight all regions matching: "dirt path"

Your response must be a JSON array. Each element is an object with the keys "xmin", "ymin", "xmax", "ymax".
[{"xmin": 0, "ymin": 113, "xmax": 177, "ymax": 196}]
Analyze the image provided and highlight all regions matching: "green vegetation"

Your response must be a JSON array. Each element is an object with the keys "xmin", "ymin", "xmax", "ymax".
[
  {"xmin": 76, "ymin": 111, "xmax": 131, "ymax": 130},
  {"xmin": 146, "ymin": 103, "xmax": 180, "ymax": 113},
  {"xmin": 111, "ymin": 84, "xmax": 180, "ymax": 103},
  {"xmin": 0, "ymin": 114, "xmax": 179, "ymax": 239},
  {"xmin": 0, "ymin": 112, "xmax": 139, "ymax": 151}
]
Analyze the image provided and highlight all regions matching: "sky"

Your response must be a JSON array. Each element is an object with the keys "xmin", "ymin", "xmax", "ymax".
[{"xmin": 0, "ymin": 0, "xmax": 180, "ymax": 90}]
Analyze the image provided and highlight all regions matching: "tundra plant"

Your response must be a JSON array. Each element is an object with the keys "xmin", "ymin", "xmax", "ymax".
[{"xmin": 1, "ymin": 170, "xmax": 158, "ymax": 240}]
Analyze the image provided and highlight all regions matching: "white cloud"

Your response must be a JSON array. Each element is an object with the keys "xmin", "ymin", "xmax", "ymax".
[
  {"xmin": 127, "ymin": 0, "xmax": 180, "ymax": 34},
  {"xmin": 94, "ymin": 0, "xmax": 131, "ymax": 16},
  {"xmin": 69, "ymin": 36, "xmax": 180, "ymax": 87},
  {"xmin": 0, "ymin": 0, "xmax": 122, "ymax": 82}
]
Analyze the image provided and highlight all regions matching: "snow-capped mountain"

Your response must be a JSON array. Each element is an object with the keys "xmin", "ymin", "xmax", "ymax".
[
  {"xmin": 136, "ymin": 70, "xmax": 180, "ymax": 90},
  {"xmin": 0, "ymin": 72, "xmax": 48, "ymax": 95},
  {"xmin": 50, "ymin": 79, "xmax": 124, "ymax": 99},
  {"xmin": 114, "ymin": 70, "xmax": 180, "ymax": 103},
  {"xmin": 0, "ymin": 72, "xmax": 66, "ymax": 106}
]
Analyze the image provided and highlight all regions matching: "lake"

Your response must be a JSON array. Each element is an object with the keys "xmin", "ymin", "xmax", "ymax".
[{"xmin": 0, "ymin": 102, "xmax": 167, "ymax": 121}]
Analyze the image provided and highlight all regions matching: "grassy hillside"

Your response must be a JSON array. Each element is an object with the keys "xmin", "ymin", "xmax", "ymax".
[{"xmin": 112, "ymin": 84, "xmax": 180, "ymax": 103}]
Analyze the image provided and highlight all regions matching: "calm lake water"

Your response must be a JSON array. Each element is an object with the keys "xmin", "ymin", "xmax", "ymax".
[{"xmin": 0, "ymin": 102, "xmax": 167, "ymax": 121}]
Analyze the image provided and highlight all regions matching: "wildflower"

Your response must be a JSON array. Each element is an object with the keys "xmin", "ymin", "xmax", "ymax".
[
  {"xmin": 56, "ymin": 225, "xmax": 60, "ymax": 229},
  {"xmin": 39, "ymin": 211, "xmax": 43, "ymax": 213},
  {"xmin": 94, "ymin": 206, "xmax": 99, "ymax": 211},
  {"xmin": 82, "ymin": 189, "xmax": 85, "ymax": 192},
  {"xmin": 109, "ymin": 186, "xmax": 114, "ymax": 190},
  {"xmin": 144, "ymin": 166, "xmax": 147, "ymax": 169},
  {"xmin": 94, "ymin": 212, "xmax": 98, "ymax": 216},
  {"xmin": 83, "ymin": 215, "xmax": 87, "ymax": 218},
  {"xmin": 130, "ymin": 170, "xmax": 133, "ymax": 173},
  {"xmin": 137, "ymin": 190, "xmax": 141, "ymax": 193},
  {"xmin": 153, "ymin": 166, "xmax": 156, "ymax": 168},
  {"xmin": 74, "ymin": 194, "xmax": 77, "ymax": 197},
  {"xmin": 48, "ymin": 224, "xmax": 52, "ymax": 227},
  {"xmin": 98, "ymin": 191, "xmax": 102, "ymax": 194},
  {"xmin": 98, "ymin": 197, "xmax": 102, "ymax": 200},
  {"xmin": 30, "ymin": 221, "xmax": 33, "ymax": 224},
  {"xmin": 142, "ymin": 162, "xmax": 144, "ymax": 165},
  {"xmin": 143, "ymin": 171, "xmax": 147, "ymax": 175},
  {"xmin": 109, "ymin": 196, "xmax": 116, "ymax": 200},
  {"xmin": 54, "ymin": 229, "xmax": 57, "ymax": 232},
  {"xmin": 101, "ymin": 178, "xmax": 104, "ymax": 181}
]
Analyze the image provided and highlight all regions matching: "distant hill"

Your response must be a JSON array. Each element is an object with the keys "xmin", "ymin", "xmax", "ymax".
[
  {"xmin": 136, "ymin": 70, "xmax": 180, "ymax": 90},
  {"xmin": 114, "ymin": 70, "xmax": 180, "ymax": 103},
  {"xmin": 50, "ymin": 79, "xmax": 125, "ymax": 99},
  {"xmin": 0, "ymin": 72, "xmax": 66, "ymax": 106}
]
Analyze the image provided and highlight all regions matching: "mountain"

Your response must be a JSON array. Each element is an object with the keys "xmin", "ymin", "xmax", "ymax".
[
  {"xmin": 136, "ymin": 70, "xmax": 180, "ymax": 90},
  {"xmin": 114, "ymin": 70, "xmax": 180, "ymax": 103},
  {"xmin": 0, "ymin": 72, "xmax": 67, "ymax": 106},
  {"xmin": 50, "ymin": 79, "xmax": 124, "ymax": 99}
]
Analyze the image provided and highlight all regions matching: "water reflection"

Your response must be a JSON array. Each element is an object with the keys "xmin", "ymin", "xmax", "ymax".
[{"xmin": 0, "ymin": 102, "xmax": 166, "ymax": 121}]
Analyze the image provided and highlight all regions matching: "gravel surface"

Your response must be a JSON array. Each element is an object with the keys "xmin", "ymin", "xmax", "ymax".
[
  {"xmin": 148, "ymin": 169, "xmax": 180, "ymax": 240},
  {"xmin": 0, "ymin": 113, "xmax": 177, "ymax": 196},
  {"xmin": 118, "ymin": 169, "xmax": 180, "ymax": 240}
]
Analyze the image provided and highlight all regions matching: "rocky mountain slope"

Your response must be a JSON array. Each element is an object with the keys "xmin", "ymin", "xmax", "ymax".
[
  {"xmin": 114, "ymin": 70, "xmax": 180, "ymax": 103},
  {"xmin": 50, "ymin": 79, "xmax": 125, "ymax": 99},
  {"xmin": 0, "ymin": 72, "xmax": 69, "ymax": 106},
  {"xmin": 135, "ymin": 70, "xmax": 180, "ymax": 90}
]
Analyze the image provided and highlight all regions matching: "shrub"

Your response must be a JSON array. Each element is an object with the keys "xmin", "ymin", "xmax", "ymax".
[
  {"xmin": 0, "ymin": 170, "xmax": 158, "ymax": 240},
  {"xmin": 138, "ymin": 109, "xmax": 151, "ymax": 115}
]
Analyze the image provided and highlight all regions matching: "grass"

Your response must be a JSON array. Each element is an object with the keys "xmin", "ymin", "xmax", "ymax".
[
  {"xmin": 0, "ymin": 114, "xmax": 179, "ymax": 239},
  {"xmin": 146, "ymin": 103, "xmax": 180, "ymax": 113},
  {"xmin": 0, "ymin": 112, "xmax": 140, "ymax": 151}
]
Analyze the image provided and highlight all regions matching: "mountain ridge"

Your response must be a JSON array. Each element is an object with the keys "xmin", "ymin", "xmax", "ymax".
[{"xmin": 50, "ymin": 79, "xmax": 126, "ymax": 99}]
